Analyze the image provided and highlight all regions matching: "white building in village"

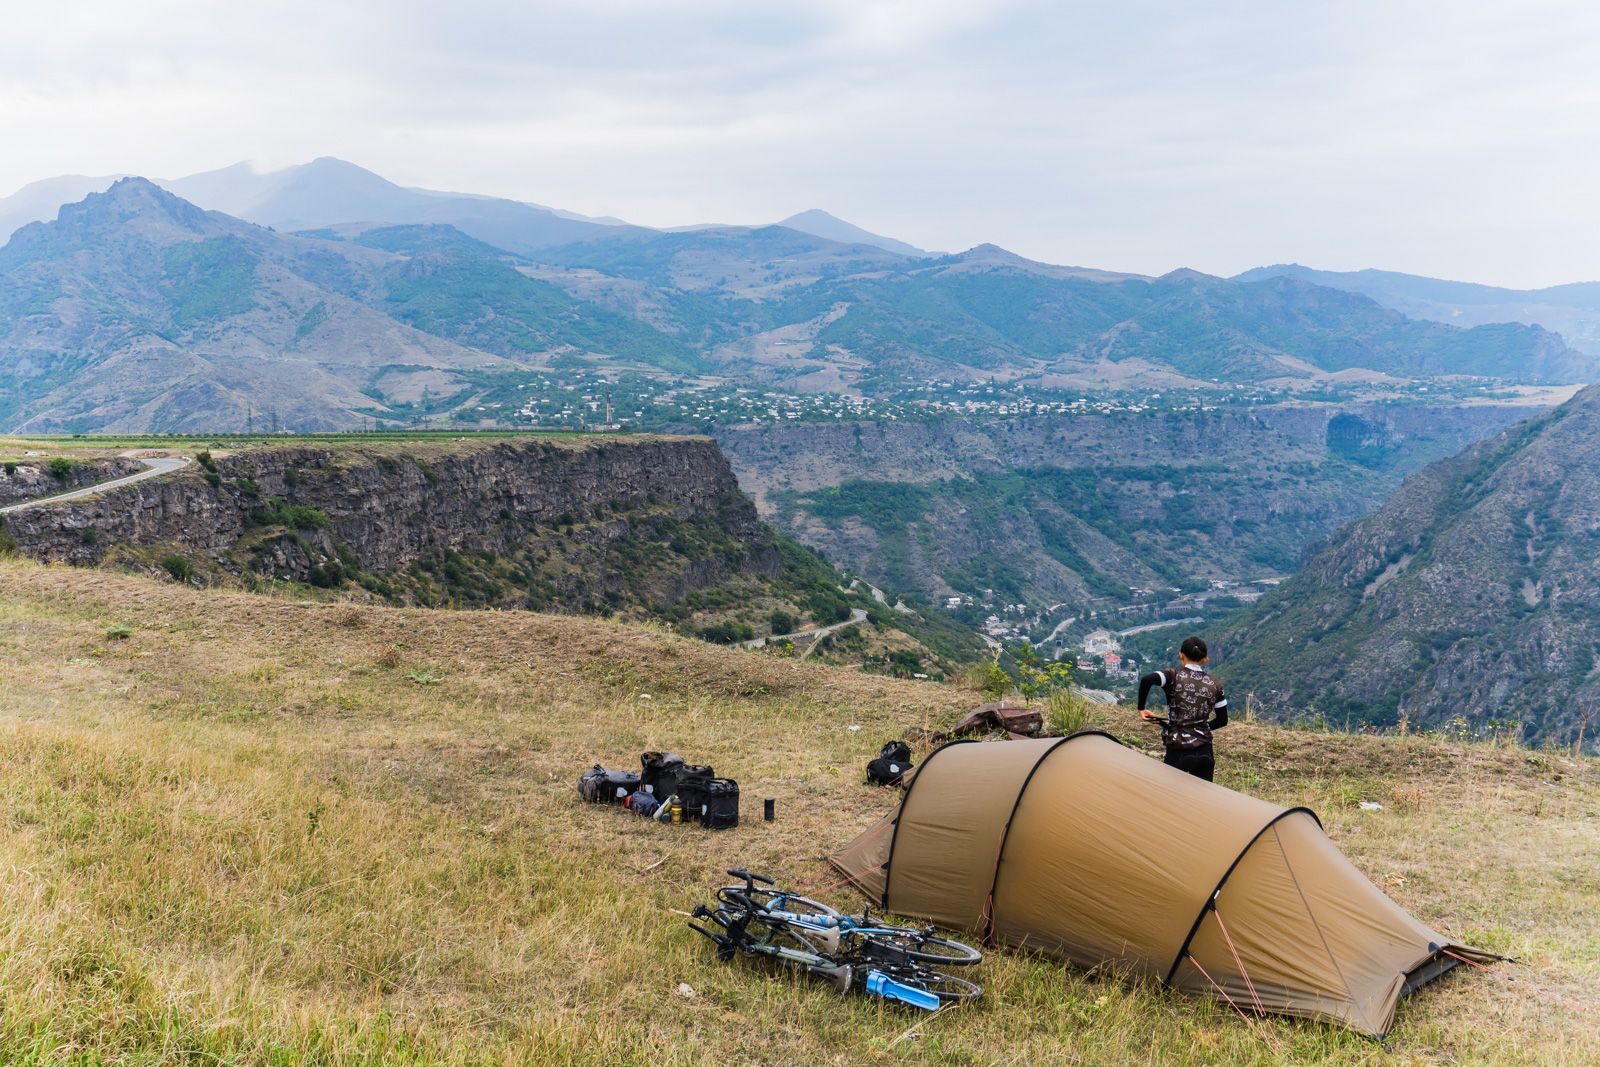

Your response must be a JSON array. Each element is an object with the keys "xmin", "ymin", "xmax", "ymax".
[{"xmin": 1083, "ymin": 628, "xmax": 1121, "ymax": 656}]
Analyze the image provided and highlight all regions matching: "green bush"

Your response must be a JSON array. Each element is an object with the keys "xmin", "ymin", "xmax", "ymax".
[
  {"xmin": 698, "ymin": 621, "xmax": 756, "ymax": 644},
  {"xmin": 976, "ymin": 661, "xmax": 1010, "ymax": 699},
  {"xmin": 886, "ymin": 649, "xmax": 923, "ymax": 678},
  {"xmin": 161, "ymin": 555, "xmax": 193, "ymax": 582},
  {"xmin": 805, "ymin": 591, "xmax": 852, "ymax": 625},
  {"xmin": 308, "ymin": 561, "xmax": 344, "ymax": 588},
  {"xmin": 769, "ymin": 610, "xmax": 796, "ymax": 635},
  {"xmin": 254, "ymin": 501, "xmax": 329, "ymax": 530},
  {"xmin": 47, "ymin": 457, "xmax": 73, "ymax": 479},
  {"xmin": 1045, "ymin": 689, "xmax": 1094, "ymax": 736}
]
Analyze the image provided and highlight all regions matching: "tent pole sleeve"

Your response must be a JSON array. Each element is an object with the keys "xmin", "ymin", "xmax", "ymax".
[
  {"xmin": 878, "ymin": 738, "xmax": 978, "ymax": 910},
  {"xmin": 982, "ymin": 729, "xmax": 1124, "ymax": 941},
  {"xmin": 1161, "ymin": 806, "xmax": 1322, "ymax": 987}
]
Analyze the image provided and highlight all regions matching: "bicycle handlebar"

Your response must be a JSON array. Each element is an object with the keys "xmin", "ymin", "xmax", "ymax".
[
  {"xmin": 726, "ymin": 867, "xmax": 774, "ymax": 885},
  {"xmin": 720, "ymin": 888, "xmax": 758, "ymax": 912}
]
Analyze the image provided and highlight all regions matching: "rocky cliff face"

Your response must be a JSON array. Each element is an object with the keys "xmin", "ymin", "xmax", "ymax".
[
  {"xmin": 710, "ymin": 403, "xmax": 1540, "ymax": 611},
  {"xmin": 0, "ymin": 456, "xmax": 143, "ymax": 506},
  {"xmin": 1216, "ymin": 385, "xmax": 1600, "ymax": 747},
  {"xmin": 4, "ymin": 436, "xmax": 781, "ymax": 613}
]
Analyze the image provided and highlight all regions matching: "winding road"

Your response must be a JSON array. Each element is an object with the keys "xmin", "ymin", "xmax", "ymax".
[
  {"xmin": 0, "ymin": 456, "xmax": 191, "ymax": 515},
  {"xmin": 744, "ymin": 607, "xmax": 869, "ymax": 654}
]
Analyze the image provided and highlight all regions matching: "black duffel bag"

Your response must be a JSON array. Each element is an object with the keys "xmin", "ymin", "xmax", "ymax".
[
  {"xmin": 578, "ymin": 765, "xmax": 641, "ymax": 804},
  {"xmin": 866, "ymin": 740, "xmax": 914, "ymax": 786},
  {"xmin": 680, "ymin": 776, "xmax": 740, "ymax": 829},
  {"xmin": 641, "ymin": 751, "xmax": 713, "ymax": 802}
]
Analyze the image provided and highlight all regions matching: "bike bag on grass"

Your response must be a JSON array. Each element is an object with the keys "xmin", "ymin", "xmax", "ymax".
[
  {"xmin": 867, "ymin": 741, "xmax": 914, "ymax": 786},
  {"xmin": 624, "ymin": 790, "xmax": 661, "ymax": 818},
  {"xmin": 578, "ymin": 765, "xmax": 640, "ymax": 804},
  {"xmin": 642, "ymin": 752, "xmax": 714, "ymax": 803},
  {"xmin": 680, "ymin": 775, "xmax": 739, "ymax": 829}
]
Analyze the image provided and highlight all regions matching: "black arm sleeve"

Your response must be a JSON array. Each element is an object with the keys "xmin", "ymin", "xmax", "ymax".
[
  {"xmin": 1210, "ymin": 688, "xmax": 1229, "ymax": 729},
  {"xmin": 1137, "ymin": 672, "xmax": 1164, "ymax": 711}
]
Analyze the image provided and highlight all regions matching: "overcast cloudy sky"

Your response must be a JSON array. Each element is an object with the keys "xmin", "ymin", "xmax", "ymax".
[{"xmin": 3, "ymin": 1, "xmax": 1598, "ymax": 287}]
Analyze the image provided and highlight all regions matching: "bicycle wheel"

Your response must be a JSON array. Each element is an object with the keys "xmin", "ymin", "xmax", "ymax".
[
  {"xmin": 854, "ymin": 928, "xmax": 983, "ymax": 966},
  {"xmin": 886, "ymin": 967, "xmax": 983, "ymax": 1003}
]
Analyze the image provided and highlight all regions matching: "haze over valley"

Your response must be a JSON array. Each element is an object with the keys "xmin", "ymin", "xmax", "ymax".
[{"xmin": 3, "ymin": 157, "xmax": 1600, "ymax": 744}]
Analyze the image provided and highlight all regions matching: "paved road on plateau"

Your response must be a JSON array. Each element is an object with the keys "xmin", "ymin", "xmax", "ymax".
[{"xmin": 0, "ymin": 456, "xmax": 191, "ymax": 515}]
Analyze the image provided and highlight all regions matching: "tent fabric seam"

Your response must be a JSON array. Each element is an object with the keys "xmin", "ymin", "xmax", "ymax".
[
  {"xmin": 1162, "ymin": 805, "xmax": 1323, "ymax": 987},
  {"xmin": 979, "ymin": 729, "xmax": 1124, "ymax": 941},
  {"xmin": 1274, "ymin": 823, "xmax": 1357, "ymax": 1012},
  {"xmin": 878, "ymin": 737, "xmax": 977, "ymax": 908}
]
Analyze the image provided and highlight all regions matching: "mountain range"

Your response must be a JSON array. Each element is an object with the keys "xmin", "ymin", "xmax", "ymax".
[
  {"xmin": 2, "ymin": 163, "xmax": 1595, "ymax": 431},
  {"xmin": 1218, "ymin": 381, "xmax": 1600, "ymax": 745},
  {"xmin": 0, "ymin": 158, "xmax": 919, "ymax": 257},
  {"xmin": 1238, "ymin": 264, "xmax": 1600, "ymax": 355}
]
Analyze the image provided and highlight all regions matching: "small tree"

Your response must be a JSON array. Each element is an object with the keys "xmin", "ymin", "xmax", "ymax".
[
  {"xmin": 976, "ymin": 660, "xmax": 1010, "ymax": 699},
  {"xmin": 1017, "ymin": 658, "xmax": 1073, "ymax": 700},
  {"xmin": 47, "ymin": 457, "xmax": 73, "ymax": 479}
]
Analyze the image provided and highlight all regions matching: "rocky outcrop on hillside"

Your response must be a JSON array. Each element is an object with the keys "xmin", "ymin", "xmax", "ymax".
[
  {"xmin": 712, "ymin": 403, "xmax": 1540, "ymax": 611},
  {"xmin": 3, "ymin": 437, "xmax": 780, "ymax": 613},
  {"xmin": 0, "ymin": 456, "xmax": 143, "ymax": 506},
  {"xmin": 1216, "ymin": 384, "xmax": 1600, "ymax": 746}
]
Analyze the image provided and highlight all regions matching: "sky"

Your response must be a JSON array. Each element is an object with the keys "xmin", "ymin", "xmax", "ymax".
[{"xmin": 3, "ymin": 0, "xmax": 1599, "ymax": 288}]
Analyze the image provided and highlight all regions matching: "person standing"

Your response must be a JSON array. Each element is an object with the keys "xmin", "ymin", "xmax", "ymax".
[{"xmin": 1136, "ymin": 635, "xmax": 1228, "ymax": 781}]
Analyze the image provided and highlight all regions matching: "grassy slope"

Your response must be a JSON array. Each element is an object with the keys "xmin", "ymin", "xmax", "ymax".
[{"xmin": 0, "ymin": 561, "xmax": 1594, "ymax": 1065}]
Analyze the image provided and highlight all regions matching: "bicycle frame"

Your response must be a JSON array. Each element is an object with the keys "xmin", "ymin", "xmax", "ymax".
[{"xmin": 693, "ymin": 869, "xmax": 978, "ymax": 1011}]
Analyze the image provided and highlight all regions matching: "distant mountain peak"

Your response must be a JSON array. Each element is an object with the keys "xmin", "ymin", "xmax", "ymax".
[
  {"xmin": 940, "ymin": 243, "xmax": 1146, "ymax": 283},
  {"xmin": 64, "ymin": 176, "xmax": 214, "ymax": 234},
  {"xmin": 773, "ymin": 209, "xmax": 925, "ymax": 256},
  {"xmin": 1156, "ymin": 267, "xmax": 1216, "ymax": 283}
]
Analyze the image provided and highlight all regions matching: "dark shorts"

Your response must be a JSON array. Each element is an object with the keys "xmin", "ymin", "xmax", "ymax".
[{"xmin": 1164, "ymin": 742, "xmax": 1215, "ymax": 782}]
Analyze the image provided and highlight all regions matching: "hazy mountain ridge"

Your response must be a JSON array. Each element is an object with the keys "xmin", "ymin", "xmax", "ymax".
[
  {"xmin": 1237, "ymin": 263, "xmax": 1600, "ymax": 356},
  {"xmin": 1217, "ymin": 382, "xmax": 1600, "ymax": 744},
  {"xmin": 770, "ymin": 260, "xmax": 1591, "ymax": 385},
  {"xmin": 774, "ymin": 209, "xmax": 928, "ymax": 256},
  {"xmin": 0, "ymin": 178, "xmax": 703, "ymax": 430},
  {"xmin": 1, "ymin": 173, "xmax": 1594, "ymax": 432}
]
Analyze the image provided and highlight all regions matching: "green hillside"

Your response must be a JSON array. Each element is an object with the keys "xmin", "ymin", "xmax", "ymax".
[{"xmin": 1216, "ymin": 383, "xmax": 1600, "ymax": 745}]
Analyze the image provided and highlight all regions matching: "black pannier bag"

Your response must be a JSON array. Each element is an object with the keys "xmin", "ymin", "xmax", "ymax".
[
  {"xmin": 680, "ymin": 775, "xmax": 739, "ymax": 829},
  {"xmin": 579, "ymin": 765, "xmax": 641, "ymax": 804},
  {"xmin": 866, "ymin": 740, "xmax": 914, "ymax": 786},
  {"xmin": 639, "ymin": 751, "xmax": 682, "ymax": 797},
  {"xmin": 641, "ymin": 752, "xmax": 713, "ymax": 801}
]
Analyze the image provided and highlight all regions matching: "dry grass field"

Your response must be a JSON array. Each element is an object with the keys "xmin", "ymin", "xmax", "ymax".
[{"xmin": 0, "ymin": 559, "xmax": 1595, "ymax": 1065}]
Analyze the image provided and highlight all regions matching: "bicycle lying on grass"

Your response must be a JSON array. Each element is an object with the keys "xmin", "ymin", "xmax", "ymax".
[{"xmin": 687, "ymin": 868, "xmax": 982, "ymax": 1010}]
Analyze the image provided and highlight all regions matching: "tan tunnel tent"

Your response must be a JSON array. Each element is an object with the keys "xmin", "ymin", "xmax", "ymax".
[{"xmin": 828, "ymin": 732, "xmax": 1496, "ymax": 1037}]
